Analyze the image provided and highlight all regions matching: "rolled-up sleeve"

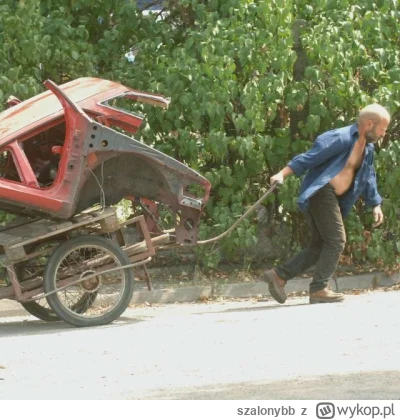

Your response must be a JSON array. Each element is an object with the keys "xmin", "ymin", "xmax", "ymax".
[
  {"xmin": 361, "ymin": 167, "xmax": 382, "ymax": 207},
  {"xmin": 288, "ymin": 132, "xmax": 344, "ymax": 177}
]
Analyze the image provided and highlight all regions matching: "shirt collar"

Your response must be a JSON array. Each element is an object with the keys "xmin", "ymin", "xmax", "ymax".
[
  {"xmin": 351, "ymin": 123, "xmax": 375, "ymax": 155},
  {"xmin": 350, "ymin": 123, "xmax": 359, "ymax": 140}
]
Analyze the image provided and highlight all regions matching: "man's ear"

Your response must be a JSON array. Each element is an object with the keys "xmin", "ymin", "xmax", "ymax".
[{"xmin": 365, "ymin": 119, "xmax": 374, "ymax": 131}]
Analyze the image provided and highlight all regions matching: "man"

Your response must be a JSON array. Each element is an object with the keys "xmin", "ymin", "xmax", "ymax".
[{"xmin": 264, "ymin": 104, "xmax": 390, "ymax": 304}]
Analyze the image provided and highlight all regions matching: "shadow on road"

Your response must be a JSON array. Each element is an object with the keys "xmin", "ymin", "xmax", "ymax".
[
  {"xmin": 0, "ymin": 316, "xmax": 143, "ymax": 338},
  {"xmin": 143, "ymin": 371, "xmax": 400, "ymax": 400},
  {"xmin": 197, "ymin": 301, "xmax": 309, "ymax": 315}
]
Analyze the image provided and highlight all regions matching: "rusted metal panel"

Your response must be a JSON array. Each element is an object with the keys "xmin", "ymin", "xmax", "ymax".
[
  {"xmin": 0, "ymin": 77, "xmax": 211, "ymax": 246},
  {"xmin": 0, "ymin": 78, "xmax": 169, "ymax": 146}
]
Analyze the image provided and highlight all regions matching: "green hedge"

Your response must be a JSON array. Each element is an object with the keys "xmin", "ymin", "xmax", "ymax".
[{"xmin": 0, "ymin": 0, "xmax": 399, "ymax": 269}]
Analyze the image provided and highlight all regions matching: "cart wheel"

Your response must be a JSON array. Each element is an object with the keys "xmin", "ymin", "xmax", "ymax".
[
  {"xmin": 21, "ymin": 293, "xmax": 99, "ymax": 322},
  {"xmin": 43, "ymin": 235, "xmax": 134, "ymax": 327},
  {"xmin": 21, "ymin": 301, "xmax": 59, "ymax": 322},
  {"xmin": 17, "ymin": 245, "xmax": 99, "ymax": 322},
  {"xmin": 16, "ymin": 248, "xmax": 60, "ymax": 321}
]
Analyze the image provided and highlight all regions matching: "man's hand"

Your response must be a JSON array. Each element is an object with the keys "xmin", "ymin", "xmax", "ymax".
[
  {"xmin": 372, "ymin": 205, "xmax": 384, "ymax": 227},
  {"xmin": 270, "ymin": 172, "xmax": 284, "ymax": 186},
  {"xmin": 270, "ymin": 166, "xmax": 294, "ymax": 186}
]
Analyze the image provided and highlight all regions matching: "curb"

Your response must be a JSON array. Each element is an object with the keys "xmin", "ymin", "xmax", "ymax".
[
  {"xmin": 129, "ymin": 270, "xmax": 400, "ymax": 305},
  {"xmin": 1, "ymin": 271, "xmax": 399, "ymax": 316}
]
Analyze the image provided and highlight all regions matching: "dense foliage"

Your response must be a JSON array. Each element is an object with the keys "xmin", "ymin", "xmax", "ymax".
[{"xmin": 1, "ymin": 0, "xmax": 399, "ymax": 269}]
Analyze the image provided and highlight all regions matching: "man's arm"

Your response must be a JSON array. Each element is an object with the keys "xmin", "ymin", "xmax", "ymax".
[
  {"xmin": 361, "ymin": 167, "xmax": 384, "ymax": 227},
  {"xmin": 270, "ymin": 131, "xmax": 344, "ymax": 185}
]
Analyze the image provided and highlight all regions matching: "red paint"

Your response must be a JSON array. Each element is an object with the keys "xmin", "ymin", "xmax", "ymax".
[{"xmin": 0, "ymin": 77, "xmax": 211, "ymax": 245}]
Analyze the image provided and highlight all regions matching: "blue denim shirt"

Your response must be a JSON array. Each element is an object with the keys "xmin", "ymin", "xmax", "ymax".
[{"xmin": 287, "ymin": 123, "xmax": 382, "ymax": 217}]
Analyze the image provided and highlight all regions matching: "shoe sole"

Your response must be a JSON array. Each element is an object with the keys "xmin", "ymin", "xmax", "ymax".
[
  {"xmin": 309, "ymin": 297, "xmax": 345, "ymax": 304},
  {"xmin": 263, "ymin": 270, "xmax": 286, "ymax": 304}
]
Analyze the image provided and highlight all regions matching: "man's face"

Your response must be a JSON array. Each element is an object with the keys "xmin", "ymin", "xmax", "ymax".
[{"xmin": 365, "ymin": 118, "xmax": 390, "ymax": 143}]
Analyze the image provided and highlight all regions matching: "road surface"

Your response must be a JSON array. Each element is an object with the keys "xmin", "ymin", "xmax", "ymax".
[{"xmin": 0, "ymin": 290, "xmax": 399, "ymax": 399}]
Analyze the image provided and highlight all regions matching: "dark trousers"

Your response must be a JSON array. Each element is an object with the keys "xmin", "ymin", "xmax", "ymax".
[{"xmin": 275, "ymin": 184, "xmax": 346, "ymax": 292}]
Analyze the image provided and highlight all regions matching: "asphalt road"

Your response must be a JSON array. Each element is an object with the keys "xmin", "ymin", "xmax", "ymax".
[{"xmin": 0, "ymin": 290, "xmax": 399, "ymax": 400}]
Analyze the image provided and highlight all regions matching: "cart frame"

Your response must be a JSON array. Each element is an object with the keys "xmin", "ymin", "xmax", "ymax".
[{"xmin": 0, "ymin": 207, "xmax": 169, "ymax": 304}]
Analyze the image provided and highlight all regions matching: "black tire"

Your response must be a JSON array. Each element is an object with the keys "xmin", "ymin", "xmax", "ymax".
[
  {"xmin": 21, "ymin": 293, "xmax": 99, "ymax": 321},
  {"xmin": 43, "ymin": 235, "xmax": 134, "ymax": 327},
  {"xmin": 20, "ymin": 301, "xmax": 60, "ymax": 322},
  {"xmin": 16, "ymin": 247, "xmax": 61, "ymax": 322}
]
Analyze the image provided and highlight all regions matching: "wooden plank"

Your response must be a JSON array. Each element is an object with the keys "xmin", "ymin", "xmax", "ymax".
[
  {"xmin": 0, "ymin": 219, "xmax": 73, "ymax": 247},
  {"xmin": 123, "ymin": 233, "xmax": 171, "ymax": 256},
  {"xmin": 0, "ymin": 207, "xmax": 117, "ymax": 249},
  {"xmin": 0, "ymin": 216, "xmax": 38, "ymax": 232}
]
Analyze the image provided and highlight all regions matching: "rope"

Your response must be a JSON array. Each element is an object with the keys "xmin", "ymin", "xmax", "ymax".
[{"xmin": 196, "ymin": 182, "xmax": 279, "ymax": 245}]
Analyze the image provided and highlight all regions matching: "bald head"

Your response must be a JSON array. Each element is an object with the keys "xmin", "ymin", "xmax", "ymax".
[
  {"xmin": 357, "ymin": 104, "xmax": 391, "ymax": 144},
  {"xmin": 358, "ymin": 104, "xmax": 391, "ymax": 124}
]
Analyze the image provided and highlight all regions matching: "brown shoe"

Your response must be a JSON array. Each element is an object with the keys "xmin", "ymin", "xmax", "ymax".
[
  {"xmin": 309, "ymin": 287, "xmax": 344, "ymax": 304},
  {"xmin": 263, "ymin": 269, "xmax": 287, "ymax": 304}
]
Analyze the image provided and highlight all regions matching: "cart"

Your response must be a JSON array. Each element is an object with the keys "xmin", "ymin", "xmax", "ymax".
[
  {"xmin": 0, "ymin": 77, "xmax": 277, "ymax": 327},
  {"xmin": 0, "ymin": 207, "xmax": 176, "ymax": 327}
]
